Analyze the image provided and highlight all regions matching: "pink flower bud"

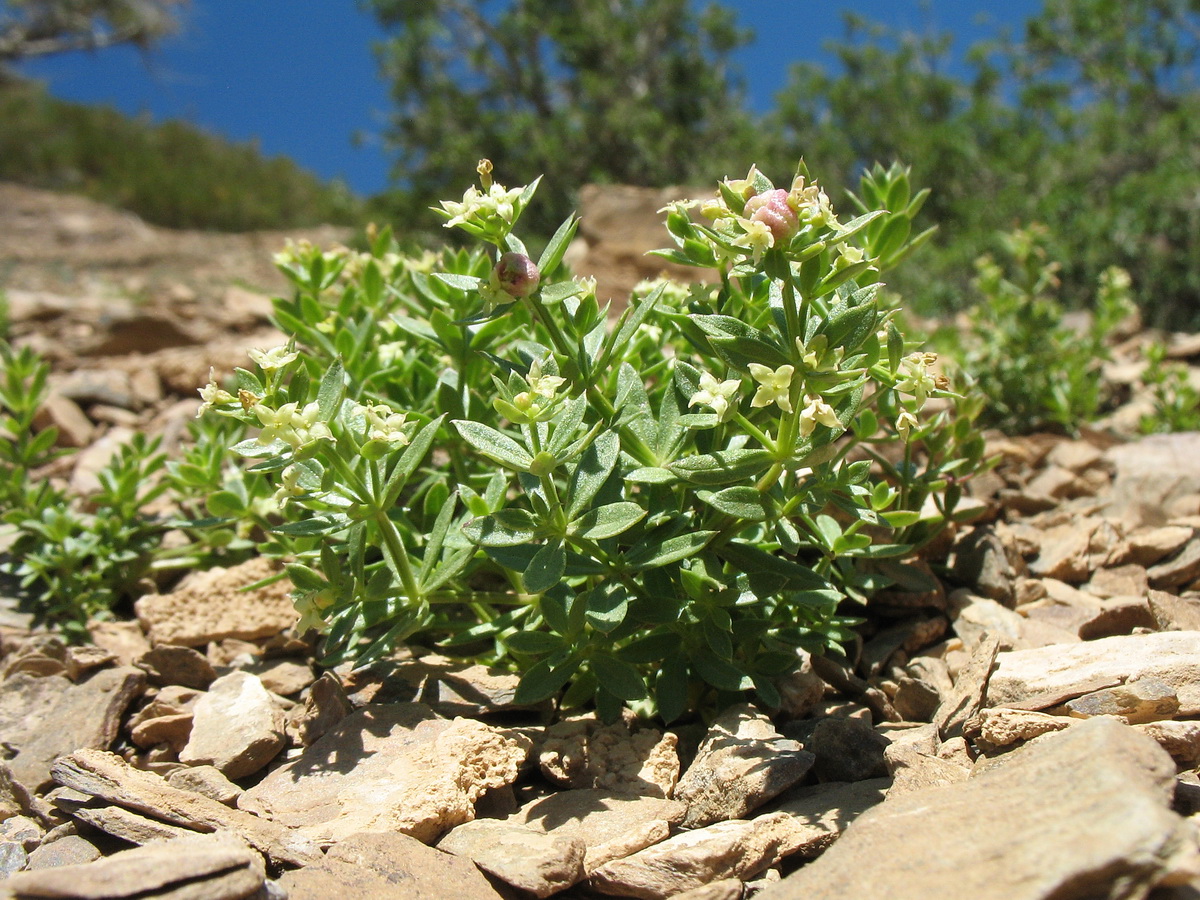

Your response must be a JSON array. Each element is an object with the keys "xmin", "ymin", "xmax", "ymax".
[
  {"xmin": 743, "ymin": 189, "xmax": 799, "ymax": 244},
  {"xmin": 494, "ymin": 252, "xmax": 541, "ymax": 298}
]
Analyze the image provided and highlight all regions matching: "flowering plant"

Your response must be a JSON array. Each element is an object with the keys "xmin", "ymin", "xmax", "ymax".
[{"xmin": 200, "ymin": 161, "xmax": 985, "ymax": 721}]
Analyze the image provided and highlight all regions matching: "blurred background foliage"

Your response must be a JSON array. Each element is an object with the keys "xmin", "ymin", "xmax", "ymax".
[{"xmin": 1, "ymin": 0, "xmax": 1198, "ymax": 327}]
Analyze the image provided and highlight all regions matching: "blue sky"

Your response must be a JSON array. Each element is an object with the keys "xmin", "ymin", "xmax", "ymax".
[{"xmin": 16, "ymin": 1, "xmax": 1044, "ymax": 196}]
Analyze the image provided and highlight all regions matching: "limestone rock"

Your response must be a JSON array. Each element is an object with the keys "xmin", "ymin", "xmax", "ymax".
[
  {"xmin": 238, "ymin": 703, "xmax": 530, "ymax": 844},
  {"xmin": 1134, "ymin": 720, "xmax": 1200, "ymax": 767},
  {"xmin": 2, "ymin": 832, "xmax": 264, "ymax": 900},
  {"xmin": 7, "ymin": 666, "xmax": 145, "ymax": 791},
  {"xmin": 589, "ymin": 812, "xmax": 799, "ymax": 900},
  {"xmin": 166, "ymin": 764, "xmax": 241, "ymax": 806},
  {"xmin": 437, "ymin": 817, "xmax": 587, "ymax": 897},
  {"xmin": 676, "ymin": 704, "xmax": 815, "ymax": 827},
  {"xmin": 285, "ymin": 671, "xmax": 352, "ymax": 747},
  {"xmin": 884, "ymin": 742, "xmax": 971, "ymax": 797},
  {"xmin": 344, "ymin": 654, "xmax": 533, "ymax": 716},
  {"xmin": 1105, "ymin": 433, "xmax": 1200, "ymax": 528},
  {"xmin": 757, "ymin": 718, "xmax": 1198, "ymax": 900},
  {"xmin": 1148, "ymin": 590, "xmax": 1200, "ymax": 631},
  {"xmin": 276, "ymin": 830, "xmax": 508, "ymax": 900},
  {"xmin": 24, "ymin": 834, "xmax": 103, "ymax": 870},
  {"xmin": 987, "ymin": 631, "xmax": 1200, "ymax": 714},
  {"xmin": 511, "ymin": 789, "xmax": 687, "ymax": 873},
  {"xmin": 970, "ymin": 707, "xmax": 1075, "ymax": 754},
  {"xmin": 539, "ymin": 713, "xmax": 679, "ymax": 798},
  {"xmin": 134, "ymin": 557, "xmax": 296, "ymax": 646},
  {"xmin": 179, "ymin": 671, "xmax": 285, "ymax": 779}
]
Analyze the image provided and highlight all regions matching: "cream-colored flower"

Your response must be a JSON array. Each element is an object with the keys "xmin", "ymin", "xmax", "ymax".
[
  {"xmin": 834, "ymin": 245, "xmax": 866, "ymax": 271},
  {"xmin": 255, "ymin": 401, "xmax": 331, "ymax": 450},
  {"xmin": 896, "ymin": 352, "xmax": 940, "ymax": 407},
  {"xmin": 689, "ymin": 371, "xmax": 741, "ymax": 422},
  {"xmin": 354, "ymin": 403, "xmax": 409, "ymax": 446},
  {"xmin": 896, "ymin": 409, "xmax": 920, "ymax": 441},
  {"xmin": 526, "ymin": 359, "xmax": 565, "ymax": 400},
  {"xmin": 293, "ymin": 588, "xmax": 335, "ymax": 635},
  {"xmin": 798, "ymin": 394, "xmax": 841, "ymax": 437},
  {"xmin": 748, "ymin": 363, "xmax": 795, "ymax": 413},
  {"xmin": 248, "ymin": 345, "xmax": 298, "ymax": 372},
  {"xmin": 732, "ymin": 217, "xmax": 775, "ymax": 264},
  {"xmin": 723, "ymin": 165, "xmax": 763, "ymax": 200},
  {"xmin": 196, "ymin": 368, "xmax": 235, "ymax": 416}
]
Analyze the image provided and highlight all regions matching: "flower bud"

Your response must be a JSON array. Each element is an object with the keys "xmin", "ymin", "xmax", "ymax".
[
  {"xmin": 493, "ymin": 252, "xmax": 541, "ymax": 298},
  {"xmin": 743, "ymin": 189, "xmax": 799, "ymax": 244}
]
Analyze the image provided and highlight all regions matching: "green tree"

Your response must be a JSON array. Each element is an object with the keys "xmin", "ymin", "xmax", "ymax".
[
  {"xmin": 0, "ymin": 0, "xmax": 186, "ymax": 76},
  {"xmin": 366, "ymin": 0, "xmax": 757, "ymax": 235}
]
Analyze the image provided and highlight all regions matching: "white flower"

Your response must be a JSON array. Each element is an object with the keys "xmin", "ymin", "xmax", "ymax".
[
  {"xmin": 354, "ymin": 403, "xmax": 409, "ymax": 447},
  {"xmin": 896, "ymin": 409, "xmax": 920, "ymax": 441},
  {"xmin": 896, "ymin": 352, "xmax": 940, "ymax": 407},
  {"xmin": 248, "ymin": 345, "xmax": 298, "ymax": 372},
  {"xmin": 723, "ymin": 165, "xmax": 763, "ymax": 200},
  {"xmin": 196, "ymin": 368, "xmax": 234, "ymax": 416},
  {"xmin": 255, "ymin": 401, "xmax": 331, "ymax": 450},
  {"xmin": 748, "ymin": 363, "xmax": 795, "ymax": 413},
  {"xmin": 689, "ymin": 371, "xmax": 741, "ymax": 422},
  {"xmin": 525, "ymin": 359, "xmax": 565, "ymax": 401},
  {"xmin": 732, "ymin": 217, "xmax": 775, "ymax": 264},
  {"xmin": 833, "ymin": 245, "xmax": 866, "ymax": 271},
  {"xmin": 293, "ymin": 589, "xmax": 334, "ymax": 635},
  {"xmin": 438, "ymin": 182, "xmax": 524, "ymax": 230},
  {"xmin": 273, "ymin": 463, "xmax": 307, "ymax": 505},
  {"xmin": 798, "ymin": 394, "xmax": 841, "ymax": 437}
]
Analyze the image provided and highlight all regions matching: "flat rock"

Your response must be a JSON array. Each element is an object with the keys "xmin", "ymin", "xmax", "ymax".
[
  {"xmin": 1105, "ymin": 433, "xmax": 1200, "ymax": 528},
  {"xmin": 437, "ymin": 817, "xmax": 586, "ymax": 897},
  {"xmin": 165, "ymin": 765, "xmax": 241, "ymax": 806},
  {"xmin": 539, "ymin": 713, "xmax": 679, "ymax": 798},
  {"xmin": 1148, "ymin": 590, "xmax": 1200, "ymax": 631},
  {"xmin": 179, "ymin": 671, "xmax": 285, "ymax": 779},
  {"xmin": 1148, "ymin": 538, "xmax": 1200, "ymax": 590},
  {"xmin": 276, "ymin": 830, "xmax": 508, "ymax": 900},
  {"xmin": 344, "ymin": 654, "xmax": 533, "ymax": 716},
  {"xmin": 771, "ymin": 778, "xmax": 889, "ymax": 856},
  {"xmin": 7, "ymin": 666, "xmax": 145, "ymax": 791},
  {"xmin": 935, "ymin": 633, "xmax": 1001, "ymax": 740},
  {"xmin": 24, "ymin": 834, "xmax": 103, "ymax": 870},
  {"xmin": 970, "ymin": 707, "xmax": 1075, "ymax": 754},
  {"xmin": 589, "ymin": 811, "xmax": 800, "ymax": 900},
  {"xmin": 511, "ymin": 788, "xmax": 687, "ymax": 873},
  {"xmin": 1134, "ymin": 719, "xmax": 1200, "ymax": 767},
  {"xmin": 757, "ymin": 718, "xmax": 1198, "ymax": 900},
  {"xmin": 134, "ymin": 557, "xmax": 296, "ymax": 647},
  {"xmin": 1062, "ymin": 676, "xmax": 1180, "ymax": 724},
  {"xmin": 238, "ymin": 703, "xmax": 531, "ymax": 844},
  {"xmin": 675, "ymin": 704, "xmax": 815, "ymax": 827},
  {"xmin": 134, "ymin": 645, "xmax": 216, "ymax": 689},
  {"xmin": 2, "ymin": 831, "xmax": 264, "ymax": 900},
  {"xmin": 987, "ymin": 631, "xmax": 1200, "ymax": 714},
  {"xmin": 285, "ymin": 671, "xmax": 352, "ymax": 747}
]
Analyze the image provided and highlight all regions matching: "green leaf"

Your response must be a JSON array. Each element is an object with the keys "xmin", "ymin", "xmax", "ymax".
[
  {"xmin": 625, "ymin": 531, "xmax": 714, "ymax": 570},
  {"xmin": 624, "ymin": 466, "xmax": 676, "ymax": 484},
  {"xmin": 462, "ymin": 508, "xmax": 539, "ymax": 547},
  {"xmin": 655, "ymin": 655, "xmax": 689, "ymax": 723},
  {"xmin": 691, "ymin": 648, "xmax": 749, "ymax": 692},
  {"xmin": 504, "ymin": 631, "xmax": 565, "ymax": 655},
  {"xmin": 717, "ymin": 541, "xmax": 827, "ymax": 591},
  {"xmin": 570, "ymin": 502, "xmax": 646, "ymax": 541},
  {"xmin": 433, "ymin": 272, "xmax": 482, "ymax": 292},
  {"xmin": 205, "ymin": 490, "xmax": 245, "ymax": 518},
  {"xmin": 514, "ymin": 657, "xmax": 579, "ymax": 705},
  {"xmin": 566, "ymin": 431, "xmax": 619, "ymax": 519},
  {"xmin": 669, "ymin": 450, "xmax": 772, "ymax": 486},
  {"xmin": 697, "ymin": 486, "xmax": 773, "ymax": 521},
  {"xmin": 284, "ymin": 563, "xmax": 326, "ymax": 592},
  {"xmin": 617, "ymin": 630, "xmax": 679, "ymax": 664},
  {"xmin": 419, "ymin": 488, "xmax": 458, "ymax": 585},
  {"xmin": 589, "ymin": 654, "xmax": 648, "ymax": 701},
  {"xmin": 271, "ymin": 516, "xmax": 346, "ymax": 536},
  {"xmin": 584, "ymin": 583, "xmax": 630, "ymax": 633},
  {"xmin": 453, "ymin": 420, "xmax": 534, "ymax": 471},
  {"xmin": 383, "ymin": 415, "xmax": 445, "ymax": 508},
  {"xmin": 525, "ymin": 540, "xmax": 566, "ymax": 593},
  {"xmin": 315, "ymin": 360, "xmax": 345, "ymax": 421},
  {"xmin": 537, "ymin": 214, "xmax": 581, "ymax": 279}
]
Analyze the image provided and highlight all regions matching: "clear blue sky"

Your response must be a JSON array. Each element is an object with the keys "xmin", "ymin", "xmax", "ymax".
[{"xmin": 15, "ymin": 1, "xmax": 1045, "ymax": 196}]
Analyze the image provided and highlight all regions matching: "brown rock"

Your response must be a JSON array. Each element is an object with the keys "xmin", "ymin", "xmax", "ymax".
[
  {"xmin": 772, "ymin": 778, "xmax": 889, "ymax": 856},
  {"xmin": 1077, "ymin": 594, "xmax": 1158, "ymax": 639},
  {"xmin": 807, "ymin": 717, "xmax": 889, "ymax": 784},
  {"xmin": 134, "ymin": 557, "xmax": 296, "ymax": 647},
  {"xmin": 1105, "ymin": 433, "xmax": 1200, "ymax": 528},
  {"xmin": 179, "ymin": 671, "xmax": 285, "ymax": 779},
  {"xmin": 166, "ymin": 765, "xmax": 241, "ymax": 805},
  {"xmin": 438, "ymin": 818, "xmax": 587, "ymax": 897},
  {"xmin": 934, "ymin": 633, "xmax": 1001, "ymax": 740},
  {"xmin": 8, "ymin": 666, "xmax": 145, "ymax": 791},
  {"xmin": 276, "ymin": 830, "xmax": 508, "ymax": 900},
  {"xmin": 34, "ymin": 392, "xmax": 94, "ymax": 447},
  {"xmin": 345, "ymin": 653, "xmax": 533, "ymax": 716},
  {"xmin": 54, "ymin": 794, "xmax": 196, "ymax": 845},
  {"xmin": 1133, "ymin": 720, "xmax": 1200, "ymax": 767},
  {"xmin": 24, "ymin": 834, "xmax": 103, "ymax": 870},
  {"xmin": 87, "ymin": 620, "xmax": 151, "ymax": 666},
  {"xmin": 884, "ymin": 742, "xmax": 971, "ymax": 797},
  {"xmin": 970, "ymin": 707, "xmax": 1076, "ymax": 754},
  {"xmin": 1085, "ymin": 564, "xmax": 1150, "ymax": 599},
  {"xmin": 1149, "ymin": 590, "xmax": 1200, "ymax": 631},
  {"xmin": 1062, "ymin": 677, "xmax": 1180, "ymax": 724},
  {"xmin": 286, "ymin": 671, "xmax": 352, "ymax": 747},
  {"xmin": 1149, "ymin": 537, "xmax": 1200, "ymax": 590},
  {"xmin": 243, "ymin": 658, "xmax": 313, "ymax": 696},
  {"xmin": 756, "ymin": 718, "xmax": 1197, "ymax": 900},
  {"xmin": 238, "ymin": 703, "xmax": 530, "ymax": 845},
  {"xmin": 675, "ymin": 704, "xmax": 815, "ymax": 827},
  {"xmin": 539, "ymin": 713, "xmax": 679, "ymax": 798},
  {"xmin": 511, "ymin": 789, "xmax": 687, "ymax": 873},
  {"xmin": 134, "ymin": 645, "xmax": 216, "ymax": 689},
  {"xmin": 1127, "ymin": 526, "xmax": 1195, "ymax": 567}
]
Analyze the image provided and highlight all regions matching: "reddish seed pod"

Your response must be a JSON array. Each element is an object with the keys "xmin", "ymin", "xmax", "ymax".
[
  {"xmin": 743, "ymin": 188, "xmax": 799, "ymax": 243},
  {"xmin": 494, "ymin": 252, "xmax": 541, "ymax": 298}
]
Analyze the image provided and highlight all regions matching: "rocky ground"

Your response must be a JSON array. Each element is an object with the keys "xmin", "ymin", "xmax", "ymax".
[{"xmin": 1, "ymin": 182, "xmax": 1199, "ymax": 899}]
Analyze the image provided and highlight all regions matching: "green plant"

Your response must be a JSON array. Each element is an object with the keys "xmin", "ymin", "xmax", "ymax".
[
  {"xmin": 1139, "ymin": 341, "xmax": 1200, "ymax": 434},
  {"xmin": 951, "ymin": 226, "xmax": 1134, "ymax": 433},
  {"xmin": 200, "ymin": 161, "xmax": 985, "ymax": 721}
]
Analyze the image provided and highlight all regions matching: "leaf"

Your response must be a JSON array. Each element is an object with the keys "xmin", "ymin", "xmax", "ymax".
[
  {"xmin": 584, "ymin": 583, "xmax": 630, "ymax": 633},
  {"xmin": 566, "ymin": 431, "xmax": 620, "ymax": 519},
  {"xmin": 624, "ymin": 466, "xmax": 676, "ymax": 484},
  {"xmin": 570, "ymin": 502, "xmax": 646, "ymax": 541},
  {"xmin": 383, "ymin": 415, "xmax": 445, "ymax": 508},
  {"xmin": 514, "ymin": 657, "xmax": 579, "ymax": 705},
  {"xmin": 271, "ymin": 516, "xmax": 346, "ymax": 536},
  {"xmin": 284, "ymin": 563, "xmax": 326, "ymax": 592},
  {"xmin": 717, "ymin": 542, "xmax": 827, "ymax": 591},
  {"xmin": 315, "ymin": 359, "xmax": 345, "ymax": 421},
  {"xmin": 655, "ymin": 655, "xmax": 689, "ymax": 723},
  {"xmin": 462, "ymin": 508, "xmax": 539, "ymax": 547},
  {"xmin": 697, "ymin": 486, "xmax": 773, "ymax": 521},
  {"xmin": 525, "ymin": 540, "xmax": 566, "ymax": 593},
  {"xmin": 691, "ymin": 647, "xmax": 750, "ymax": 692},
  {"xmin": 537, "ymin": 214, "xmax": 581, "ymax": 279},
  {"xmin": 205, "ymin": 490, "xmax": 245, "ymax": 518},
  {"xmin": 669, "ymin": 449, "xmax": 772, "ymax": 486},
  {"xmin": 617, "ymin": 630, "xmax": 679, "ymax": 664},
  {"xmin": 419, "ymin": 488, "xmax": 458, "ymax": 585},
  {"xmin": 625, "ymin": 531, "xmax": 714, "ymax": 570},
  {"xmin": 589, "ymin": 654, "xmax": 648, "ymax": 701},
  {"xmin": 433, "ymin": 272, "xmax": 482, "ymax": 292},
  {"xmin": 453, "ymin": 420, "xmax": 533, "ymax": 471},
  {"xmin": 504, "ymin": 631, "xmax": 565, "ymax": 655}
]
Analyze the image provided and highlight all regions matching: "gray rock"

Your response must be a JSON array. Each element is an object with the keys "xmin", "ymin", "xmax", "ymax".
[
  {"xmin": 25, "ymin": 834, "xmax": 103, "ymax": 870},
  {"xmin": 276, "ymin": 830, "xmax": 508, "ymax": 900},
  {"xmin": 7, "ymin": 666, "xmax": 145, "ymax": 791},
  {"xmin": 0, "ymin": 840, "xmax": 27, "ymax": 878},
  {"xmin": 166, "ymin": 764, "xmax": 241, "ymax": 805},
  {"xmin": 1149, "ymin": 538, "xmax": 1200, "ymax": 590},
  {"xmin": 756, "ymin": 718, "xmax": 1198, "ymax": 900},
  {"xmin": 2, "ymin": 831, "xmax": 264, "ymax": 900},
  {"xmin": 438, "ymin": 817, "xmax": 586, "ymax": 897},
  {"xmin": 510, "ymin": 788, "xmax": 687, "ymax": 873},
  {"xmin": 675, "ymin": 704, "xmax": 815, "ymax": 827},
  {"xmin": 238, "ymin": 703, "xmax": 531, "ymax": 845},
  {"xmin": 806, "ymin": 717, "xmax": 890, "ymax": 783},
  {"xmin": 179, "ymin": 671, "xmax": 285, "ymax": 779},
  {"xmin": 54, "ymin": 795, "xmax": 195, "ymax": 845}
]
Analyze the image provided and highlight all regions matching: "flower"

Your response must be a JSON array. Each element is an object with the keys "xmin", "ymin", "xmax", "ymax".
[
  {"xmin": 689, "ymin": 371, "xmax": 741, "ymax": 422},
  {"xmin": 196, "ymin": 368, "xmax": 235, "ymax": 416},
  {"xmin": 293, "ymin": 588, "xmax": 335, "ymax": 635},
  {"xmin": 525, "ymin": 358, "xmax": 565, "ymax": 400},
  {"xmin": 723, "ymin": 165, "xmax": 764, "ymax": 201},
  {"xmin": 273, "ymin": 463, "xmax": 307, "ymax": 505},
  {"xmin": 255, "ymin": 401, "xmax": 332, "ymax": 450},
  {"xmin": 732, "ymin": 217, "xmax": 775, "ymax": 264},
  {"xmin": 353, "ymin": 403, "xmax": 410, "ymax": 447},
  {"xmin": 789, "ymin": 178, "xmax": 836, "ymax": 228},
  {"xmin": 748, "ymin": 363, "xmax": 795, "ymax": 413},
  {"xmin": 798, "ymin": 394, "xmax": 841, "ymax": 437},
  {"xmin": 896, "ymin": 352, "xmax": 941, "ymax": 407},
  {"xmin": 896, "ymin": 409, "xmax": 920, "ymax": 441},
  {"xmin": 744, "ymin": 189, "xmax": 799, "ymax": 243},
  {"xmin": 438, "ymin": 180, "xmax": 524, "ymax": 230},
  {"xmin": 833, "ymin": 245, "xmax": 866, "ymax": 271},
  {"xmin": 248, "ymin": 345, "xmax": 298, "ymax": 372}
]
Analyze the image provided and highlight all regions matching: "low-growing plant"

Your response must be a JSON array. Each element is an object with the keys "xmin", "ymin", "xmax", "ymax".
[
  {"xmin": 949, "ymin": 225, "xmax": 1134, "ymax": 434},
  {"xmin": 1138, "ymin": 342, "xmax": 1200, "ymax": 435},
  {"xmin": 196, "ymin": 160, "xmax": 985, "ymax": 721}
]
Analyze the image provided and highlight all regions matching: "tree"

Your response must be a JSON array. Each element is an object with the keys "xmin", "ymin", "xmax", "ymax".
[
  {"xmin": 0, "ymin": 0, "xmax": 186, "ymax": 75},
  {"xmin": 366, "ymin": 0, "xmax": 757, "ymax": 234}
]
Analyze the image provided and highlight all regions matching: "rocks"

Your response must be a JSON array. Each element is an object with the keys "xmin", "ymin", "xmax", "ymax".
[
  {"xmin": 237, "ymin": 703, "xmax": 530, "ymax": 844},
  {"xmin": 437, "ymin": 818, "xmax": 586, "ymax": 897},
  {"xmin": 178, "ymin": 671, "xmax": 285, "ymax": 778},
  {"xmin": 758, "ymin": 718, "xmax": 1198, "ymax": 900},
  {"xmin": 674, "ymin": 704, "xmax": 814, "ymax": 826},
  {"xmin": 538, "ymin": 713, "xmax": 679, "ymax": 798},
  {"xmin": 134, "ymin": 557, "xmax": 297, "ymax": 646},
  {"xmin": 806, "ymin": 717, "xmax": 889, "ymax": 783}
]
